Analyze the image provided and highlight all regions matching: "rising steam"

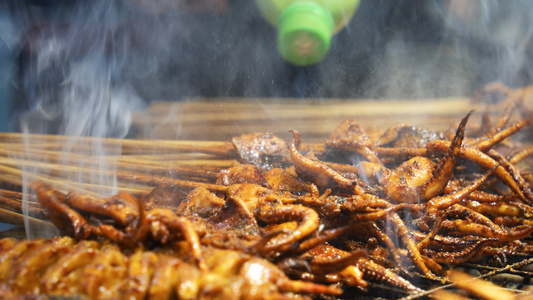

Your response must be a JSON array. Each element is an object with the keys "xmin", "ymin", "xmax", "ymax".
[
  {"xmin": 17, "ymin": 1, "xmax": 168, "ymax": 138},
  {"xmin": 6, "ymin": 0, "xmax": 533, "ymax": 237},
  {"xmin": 11, "ymin": 0, "xmax": 178, "ymax": 238}
]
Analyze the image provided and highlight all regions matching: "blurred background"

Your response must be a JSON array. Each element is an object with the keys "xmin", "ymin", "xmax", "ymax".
[{"xmin": 1, "ymin": 0, "xmax": 533, "ymax": 137}]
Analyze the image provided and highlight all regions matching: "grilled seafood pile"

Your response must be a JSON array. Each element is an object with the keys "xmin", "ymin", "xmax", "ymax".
[
  {"xmin": 0, "ymin": 236, "xmax": 341, "ymax": 299},
  {"xmin": 2, "ymin": 84, "xmax": 533, "ymax": 299}
]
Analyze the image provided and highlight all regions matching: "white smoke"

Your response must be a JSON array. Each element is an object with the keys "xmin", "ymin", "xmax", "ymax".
[
  {"xmin": 11, "ymin": 0, "xmax": 179, "ymax": 238},
  {"xmin": 430, "ymin": 0, "xmax": 533, "ymax": 88},
  {"xmin": 17, "ymin": 0, "xmax": 165, "ymax": 138}
]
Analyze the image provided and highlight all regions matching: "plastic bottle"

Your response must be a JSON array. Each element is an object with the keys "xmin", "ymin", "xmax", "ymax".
[{"xmin": 256, "ymin": 0, "xmax": 360, "ymax": 66}]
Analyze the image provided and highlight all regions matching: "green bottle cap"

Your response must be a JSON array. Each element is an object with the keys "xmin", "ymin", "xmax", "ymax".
[{"xmin": 277, "ymin": 2, "xmax": 334, "ymax": 66}]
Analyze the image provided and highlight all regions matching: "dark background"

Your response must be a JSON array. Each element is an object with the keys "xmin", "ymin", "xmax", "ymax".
[{"xmin": 1, "ymin": 0, "xmax": 533, "ymax": 134}]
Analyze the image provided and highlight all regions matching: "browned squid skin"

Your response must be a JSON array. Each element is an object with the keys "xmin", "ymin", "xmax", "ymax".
[
  {"xmin": 467, "ymin": 119, "xmax": 531, "ymax": 152},
  {"xmin": 490, "ymin": 216, "xmax": 531, "ymax": 228},
  {"xmin": 31, "ymin": 182, "xmax": 92, "ymax": 239},
  {"xmin": 422, "ymin": 239, "xmax": 502, "ymax": 265},
  {"xmin": 256, "ymin": 203, "xmax": 319, "ymax": 254},
  {"xmin": 355, "ymin": 112, "xmax": 470, "ymax": 205},
  {"xmin": 143, "ymin": 184, "xmax": 188, "ymax": 212},
  {"xmin": 216, "ymin": 164, "xmax": 271, "ymax": 188},
  {"xmin": 287, "ymin": 244, "xmax": 423, "ymax": 293},
  {"xmin": 278, "ymin": 245, "xmax": 367, "ymax": 278},
  {"xmin": 447, "ymin": 204, "xmax": 523, "ymax": 233},
  {"xmin": 425, "ymin": 165, "xmax": 498, "ymax": 214},
  {"xmin": 489, "ymin": 147, "xmax": 533, "ymax": 197},
  {"xmin": 344, "ymin": 203, "xmax": 416, "ymax": 225},
  {"xmin": 221, "ymin": 183, "xmax": 321, "ymax": 255},
  {"xmin": 294, "ymin": 192, "xmax": 392, "ymax": 221},
  {"xmin": 7, "ymin": 236, "xmax": 75, "ymax": 295},
  {"xmin": 509, "ymin": 145, "xmax": 533, "ymax": 165},
  {"xmin": 31, "ymin": 183, "xmax": 207, "ymax": 272},
  {"xmin": 205, "ymin": 190, "xmax": 259, "ymax": 235},
  {"xmin": 356, "ymin": 257, "xmax": 424, "ymax": 293},
  {"xmin": 388, "ymin": 212, "xmax": 440, "ymax": 281},
  {"xmin": 420, "ymin": 203, "xmax": 533, "ymax": 248},
  {"xmin": 262, "ymin": 167, "xmax": 318, "ymax": 195},
  {"xmin": 422, "ymin": 111, "xmax": 471, "ymax": 199},
  {"xmin": 444, "ymin": 179, "xmax": 508, "ymax": 203},
  {"xmin": 325, "ymin": 118, "xmax": 383, "ymax": 164},
  {"xmin": 65, "ymin": 191, "xmax": 140, "ymax": 227},
  {"xmin": 356, "ymin": 157, "xmax": 436, "ymax": 204},
  {"xmin": 290, "ymin": 129, "xmax": 366, "ymax": 195},
  {"xmin": 427, "ymin": 140, "xmax": 531, "ymax": 203},
  {"xmin": 32, "ymin": 182, "xmax": 151, "ymax": 247},
  {"xmin": 440, "ymin": 219, "xmax": 533, "ymax": 241},
  {"xmin": 175, "ymin": 186, "xmax": 225, "ymax": 218},
  {"xmin": 376, "ymin": 123, "xmax": 446, "ymax": 149},
  {"xmin": 413, "ymin": 226, "xmax": 515, "ymax": 255},
  {"xmin": 0, "ymin": 237, "xmax": 341, "ymax": 300},
  {"xmin": 464, "ymin": 200, "xmax": 533, "ymax": 220},
  {"xmin": 140, "ymin": 208, "xmax": 207, "ymax": 271},
  {"xmin": 231, "ymin": 132, "xmax": 293, "ymax": 171}
]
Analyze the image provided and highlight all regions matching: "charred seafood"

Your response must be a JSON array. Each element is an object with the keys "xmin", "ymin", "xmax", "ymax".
[
  {"xmin": 0, "ymin": 237, "xmax": 340, "ymax": 299},
  {"xmin": 2, "ymin": 85, "xmax": 533, "ymax": 299}
]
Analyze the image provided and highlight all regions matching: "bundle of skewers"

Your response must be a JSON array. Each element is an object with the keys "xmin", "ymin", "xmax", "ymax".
[{"xmin": 2, "ymin": 83, "xmax": 533, "ymax": 299}]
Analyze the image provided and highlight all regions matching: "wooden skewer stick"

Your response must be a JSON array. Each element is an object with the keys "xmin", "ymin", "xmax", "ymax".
[
  {"xmin": 0, "ymin": 133, "xmax": 238, "ymax": 157},
  {"xmin": 0, "ymin": 207, "xmax": 55, "ymax": 229},
  {"xmin": 0, "ymin": 160, "xmax": 227, "ymax": 198},
  {"xmin": 0, "ymin": 145, "xmax": 237, "ymax": 177},
  {"xmin": 0, "ymin": 156, "xmax": 222, "ymax": 185},
  {"xmin": 0, "ymin": 132, "xmax": 323, "ymax": 158},
  {"xmin": 0, "ymin": 189, "xmax": 34, "ymax": 202},
  {"xmin": 0, "ymin": 157, "xmax": 233, "ymax": 190},
  {"xmin": 1, "ymin": 143, "xmax": 239, "ymax": 166},
  {"xmin": 449, "ymin": 270, "xmax": 515, "ymax": 300},
  {"xmin": 0, "ymin": 195, "xmax": 46, "ymax": 219},
  {"xmin": 0, "ymin": 164, "xmax": 129, "ymax": 198},
  {"xmin": 0, "ymin": 155, "xmax": 222, "ymax": 191},
  {"xmin": 0, "ymin": 143, "xmax": 229, "ymax": 163}
]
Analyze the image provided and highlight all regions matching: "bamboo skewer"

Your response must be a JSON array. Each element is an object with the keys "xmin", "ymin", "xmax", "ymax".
[
  {"xmin": 0, "ymin": 147, "xmax": 239, "ymax": 189},
  {"xmin": 142, "ymin": 98, "xmax": 477, "ymax": 124},
  {"xmin": 0, "ymin": 143, "xmax": 236, "ymax": 165},
  {"xmin": 0, "ymin": 165, "xmax": 107, "ymax": 197},
  {"xmin": 0, "ymin": 163, "xmax": 150, "ymax": 198},
  {"xmin": 0, "ymin": 137, "xmax": 323, "ymax": 158},
  {"xmin": 0, "ymin": 130, "xmax": 328, "ymax": 208},
  {"xmin": 132, "ymin": 98, "xmax": 484, "ymax": 141},
  {"xmin": 0, "ymin": 155, "xmax": 222, "ymax": 185},
  {"xmin": 0, "ymin": 156, "xmax": 227, "ymax": 197},
  {"xmin": 0, "ymin": 133, "xmax": 238, "ymax": 157},
  {"xmin": 0, "ymin": 189, "xmax": 36, "ymax": 201},
  {"xmin": 0, "ymin": 132, "xmax": 248, "ymax": 221},
  {"xmin": 0, "ymin": 207, "xmax": 55, "ymax": 229},
  {"xmin": 0, "ymin": 196, "xmax": 46, "ymax": 219}
]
